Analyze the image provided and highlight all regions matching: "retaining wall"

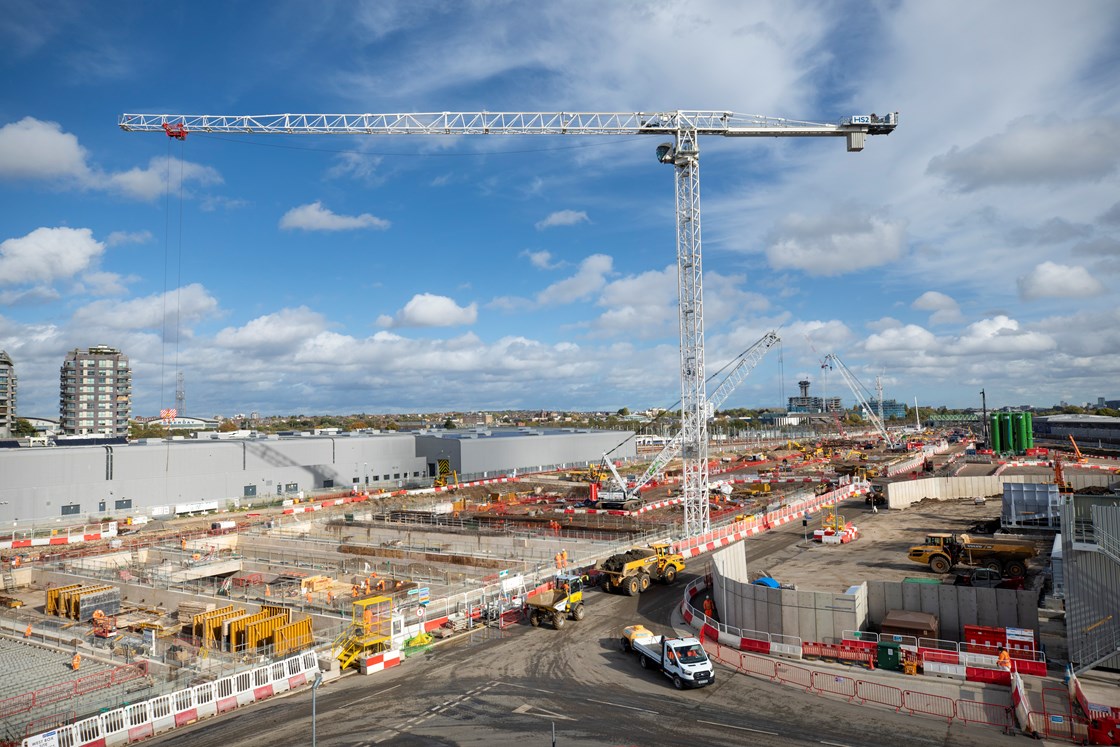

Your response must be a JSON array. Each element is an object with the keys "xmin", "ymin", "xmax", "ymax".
[
  {"xmin": 866, "ymin": 581, "xmax": 1040, "ymax": 641},
  {"xmin": 886, "ymin": 474, "xmax": 1115, "ymax": 509}
]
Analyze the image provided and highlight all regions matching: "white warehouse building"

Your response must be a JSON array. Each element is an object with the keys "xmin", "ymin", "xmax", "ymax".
[{"xmin": 0, "ymin": 428, "xmax": 634, "ymax": 524}]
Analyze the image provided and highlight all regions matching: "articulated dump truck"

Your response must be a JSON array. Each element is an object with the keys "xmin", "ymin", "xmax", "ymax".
[
  {"xmin": 525, "ymin": 573, "xmax": 586, "ymax": 629},
  {"xmin": 907, "ymin": 532, "xmax": 1037, "ymax": 577},
  {"xmin": 597, "ymin": 543, "xmax": 686, "ymax": 596}
]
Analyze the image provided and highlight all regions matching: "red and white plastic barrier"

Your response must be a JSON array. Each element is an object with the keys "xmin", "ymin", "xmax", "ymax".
[
  {"xmin": 22, "ymin": 651, "xmax": 321, "ymax": 747},
  {"xmin": 0, "ymin": 522, "xmax": 118, "ymax": 551},
  {"xmin": 359, "ymin": 649, "xmax": 402, "ymax": 675}
]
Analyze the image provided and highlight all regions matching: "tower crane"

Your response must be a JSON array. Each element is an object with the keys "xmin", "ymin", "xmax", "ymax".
[
  {"xmin": 120, "ymin": 109, "xmax": 898, "ymax": 537},
  {"xmin": 598, "ymin": 330, "xmax": 780, "ymax": 506},
  {"xmin": 823, "ymin": 353, "xmax": 897, "ymax": 449}
]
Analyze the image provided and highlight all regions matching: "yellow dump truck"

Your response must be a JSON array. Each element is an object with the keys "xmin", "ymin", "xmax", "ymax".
[
  {"xmin": 597, "ymin": 543, "xmax": 686, "ymax": 596},
  {"xmin": 907, "ymin": 533, "xmax": 1036, "ymax": 576},
  {"xmin": 525, "ymin": 573, "xmax": 585, "ymax": 629}
]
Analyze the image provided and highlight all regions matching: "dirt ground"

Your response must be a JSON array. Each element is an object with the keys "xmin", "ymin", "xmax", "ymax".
[{"xmin": 747, "ymin": 495, "xmax": 1049, "ymax": 592}]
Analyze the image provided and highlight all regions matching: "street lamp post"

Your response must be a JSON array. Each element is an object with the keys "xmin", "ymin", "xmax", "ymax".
[{"xmin": 311, "ymin": 671, "xmax": 323, "ymax": 746}]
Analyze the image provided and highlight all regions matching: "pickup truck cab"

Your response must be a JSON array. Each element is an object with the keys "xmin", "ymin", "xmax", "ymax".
[{"xmin": 621, "ymin": 624, "xmax": 714, "ymax": 689}]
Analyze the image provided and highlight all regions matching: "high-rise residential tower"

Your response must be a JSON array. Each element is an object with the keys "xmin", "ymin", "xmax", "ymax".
[
  {"xmin": 0, "ymin": 350, "xmax": 15, "ymax": 438},
  {"xmin": 60, "ymin": 346, "xmax": 132, "ymax": 436}
]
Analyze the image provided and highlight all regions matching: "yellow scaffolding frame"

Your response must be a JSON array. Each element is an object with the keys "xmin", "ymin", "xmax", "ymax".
[{"xmin": 334, "ymin": 595, "xmax": 393, "ymax": 670}]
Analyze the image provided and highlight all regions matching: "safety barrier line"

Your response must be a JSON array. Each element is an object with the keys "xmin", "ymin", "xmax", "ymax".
[
  {"xmin": 709, "ymin": 642, "xmax": 1019, "ymax": 734},
  {"xmin": 22, "ymin": 651, "xmax": 321, "ymax": 747},
  {"xmin": 901, "ymin": 690, "xmax": 955, "ymax": 722}
]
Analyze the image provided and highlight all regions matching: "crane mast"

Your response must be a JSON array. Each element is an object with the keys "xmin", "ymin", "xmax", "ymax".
[{"xmin": 120, "ymin": 109, "xmax": 897, "ymax": 539}]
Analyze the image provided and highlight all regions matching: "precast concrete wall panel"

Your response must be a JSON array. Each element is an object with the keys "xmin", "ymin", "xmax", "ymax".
[
  {"xmin": 956, "ymin": 586, "xmax": 979, "ymax": 630},
  {"xmin": 937, "ymin": 585, "xmax": 961, "ymax": 640},
  {"xmin": 975, "ymin": 587, "xmax": 999, "ymax": 627},
  {"xmin": 884, "ymin": 581, "xmax": 904, "ymax": 618},
  {"xmin": 813, "ymin": 592, "xmax": 833, "ymax": 641},
  {"xmin": 901, "ymin": 581, "xmax": 922, "ymax": 611},
  {"xmin": 996, "ymin": 590, "xmax": 1020, "ymax": 628},
  {"xmin": 867, "ymin": 581, "xmax": 887, "ymax": 624},
  {"xmin": 712, "ymin": 542, "xmax": 748, "ymax": 580},
  {"xmin": 919, "ymin": 583, "xmax": 940, "ymax": 619},
  {"xmin": 780, "ymin": 589, "xmax": 800, "ymax": 639},
  {"xmin": 888, "ymin": 474, "xmax": 1114, "ymax": 509},
  {"xmin": 797, "ymin": 595, "xmax": 824, "ymax": 645},
  {"xmin": 732, "ymin": 584, "xmax": 753, "ymax": 632},
  {"xmin": 765, "ymin": 586, "xmax": 783, "ymax": 636}
]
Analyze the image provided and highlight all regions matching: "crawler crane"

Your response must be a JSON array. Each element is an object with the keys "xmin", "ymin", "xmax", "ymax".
[{"xmin": 120, "ymin": 109, "xmax": 898, "ymax": 537}]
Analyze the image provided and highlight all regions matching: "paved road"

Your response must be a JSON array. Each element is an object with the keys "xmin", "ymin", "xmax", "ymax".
[{"xmin": 153, "ymin": 572, "xmax": 1021, "ymax": 747}]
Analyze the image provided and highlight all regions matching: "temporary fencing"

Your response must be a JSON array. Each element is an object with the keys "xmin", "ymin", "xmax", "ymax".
[
  {"xmin": 0, "ymin": 662, "xmax": 148, "ymax": 722},
  {"xmin": 901, "ymin": 690, "xmax": 955, "ymax": 722},
  {"xmin": 811, "ymin": 670, "xmax": 857, "ymax": 701},
  {"xmin": 855, "ymin": 680, "xmax": 903, "ymax": 711},
  {"xmin": 707, "ymin": 641, "xmax": 1016, "ymax": 734},
  {"xmin": 20, "ymin": 651, "xmax": 320, "ymax": 747},
  {"xmin": 686, "ymin": 576, "xmax": 1021, "ymax": 736}
]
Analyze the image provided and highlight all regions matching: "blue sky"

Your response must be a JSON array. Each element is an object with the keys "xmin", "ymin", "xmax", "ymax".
[{"xmin": 2, "ymin": 1, "xmax": 1119, "ymax": 418}]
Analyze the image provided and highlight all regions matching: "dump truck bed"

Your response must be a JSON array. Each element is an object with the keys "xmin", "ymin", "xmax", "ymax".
[{"xmin": 526, "ymin": 589, "xmax": 567, "ymax": 610}]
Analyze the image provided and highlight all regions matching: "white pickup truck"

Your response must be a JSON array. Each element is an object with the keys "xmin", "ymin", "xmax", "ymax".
[{"xmin": 621, "ymin": 624, "xmax": 715, "ymax": 689}]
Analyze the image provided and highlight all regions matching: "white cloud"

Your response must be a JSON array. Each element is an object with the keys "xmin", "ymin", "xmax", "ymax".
[
  {"xmin": 78, "ymin": 271, "xmax": 132, "ymax": 296},
  {"xmin": 0, "ymin": 117, "xmax": 91, "ymax": 181},
  {"xmin": 911, "ymin": 290, "xmax": 963, "ymax": 325},
  {"xmin": 0, "ymin": 118, "xmax": 221, "ymax": 201},
  {"xmin": 766, "ymin": 212, "xmax": 907, "ymax": 276},
  {"xmin": 279, "ymin": 201, "xmax": 390, "ymax": 231},
  {"xmin": 106, "ymin": 156, "xmax": 223, "ymax": 201},
  {"xmin": 1017, "ymin": 261, "xmax": 1106, "ymax": 300},
  {"xmin": 957, "ymin": 315, "xmax": 1056, "ymax": 355},
  {"xmin": 535, "ymin": 210, "xmax": 589, "ymax": 230},
  {"xmin": 200, "ymin": 195, "xmax": 249, "ymax": 212},
  {"xmin": 0, "ymin": 227, "xmax": 104, "ymax": 285},
  {"xmin": 592, "ymin": 265, "xmax": 677, "ymax": 339},
  {"xmin": 521, "ymin": 249, "xmax": 563, "ymax": 270},
  {"xmin": 325, "ymin": 151, "xmax": 385, "ymax": 184},
  {"xmin": 927, "ymin": 118, "xmax": 1120, "ymax": 192},
  {"xmin": 377, "ymin": 293, "xmax": 478, "ymax": 328},
  {"xmin": 536, "ymin": 254, "xmax": 612, "ymax": 305},
  {"xmin": 105, "ymin": 230, "xmax": 153, "ymax": 247},
  {"xmin": 865, "ymin": 324, "xmax": 940, "ymax": 353},
  {"xmin": 73, "ymin": 284, "xmax": 219, "ymax": 334},
  {"xmin": 215, "ymin": 307, "xmax": 330, "ymax": 354}
]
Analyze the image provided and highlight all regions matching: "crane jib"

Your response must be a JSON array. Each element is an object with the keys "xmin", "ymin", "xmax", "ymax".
[{"xmin": 119, "ymin": 112, "xmax": 898, "ymax": 139}]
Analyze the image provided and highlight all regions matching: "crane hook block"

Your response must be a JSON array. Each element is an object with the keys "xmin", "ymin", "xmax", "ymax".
[{"xmin": 162, "ymin": 122, "xmax": 188, "ymax": 140}]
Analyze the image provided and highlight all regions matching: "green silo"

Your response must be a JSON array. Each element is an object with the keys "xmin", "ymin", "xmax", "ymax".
[
  {"xmin": 1024, "ymin": 412, "xmax": 1034, "ymax": 448},
  {"xmin": 1000, "ymin": 413, "xmax": 1014, "ymax": 454},
  {"xmin": 1011, "ymin": 413, "xmax": 1024, "ymax": 453},
  {"xmin": 989, "ymin": 413, "xmax": 1001, "ymax": 452}
]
